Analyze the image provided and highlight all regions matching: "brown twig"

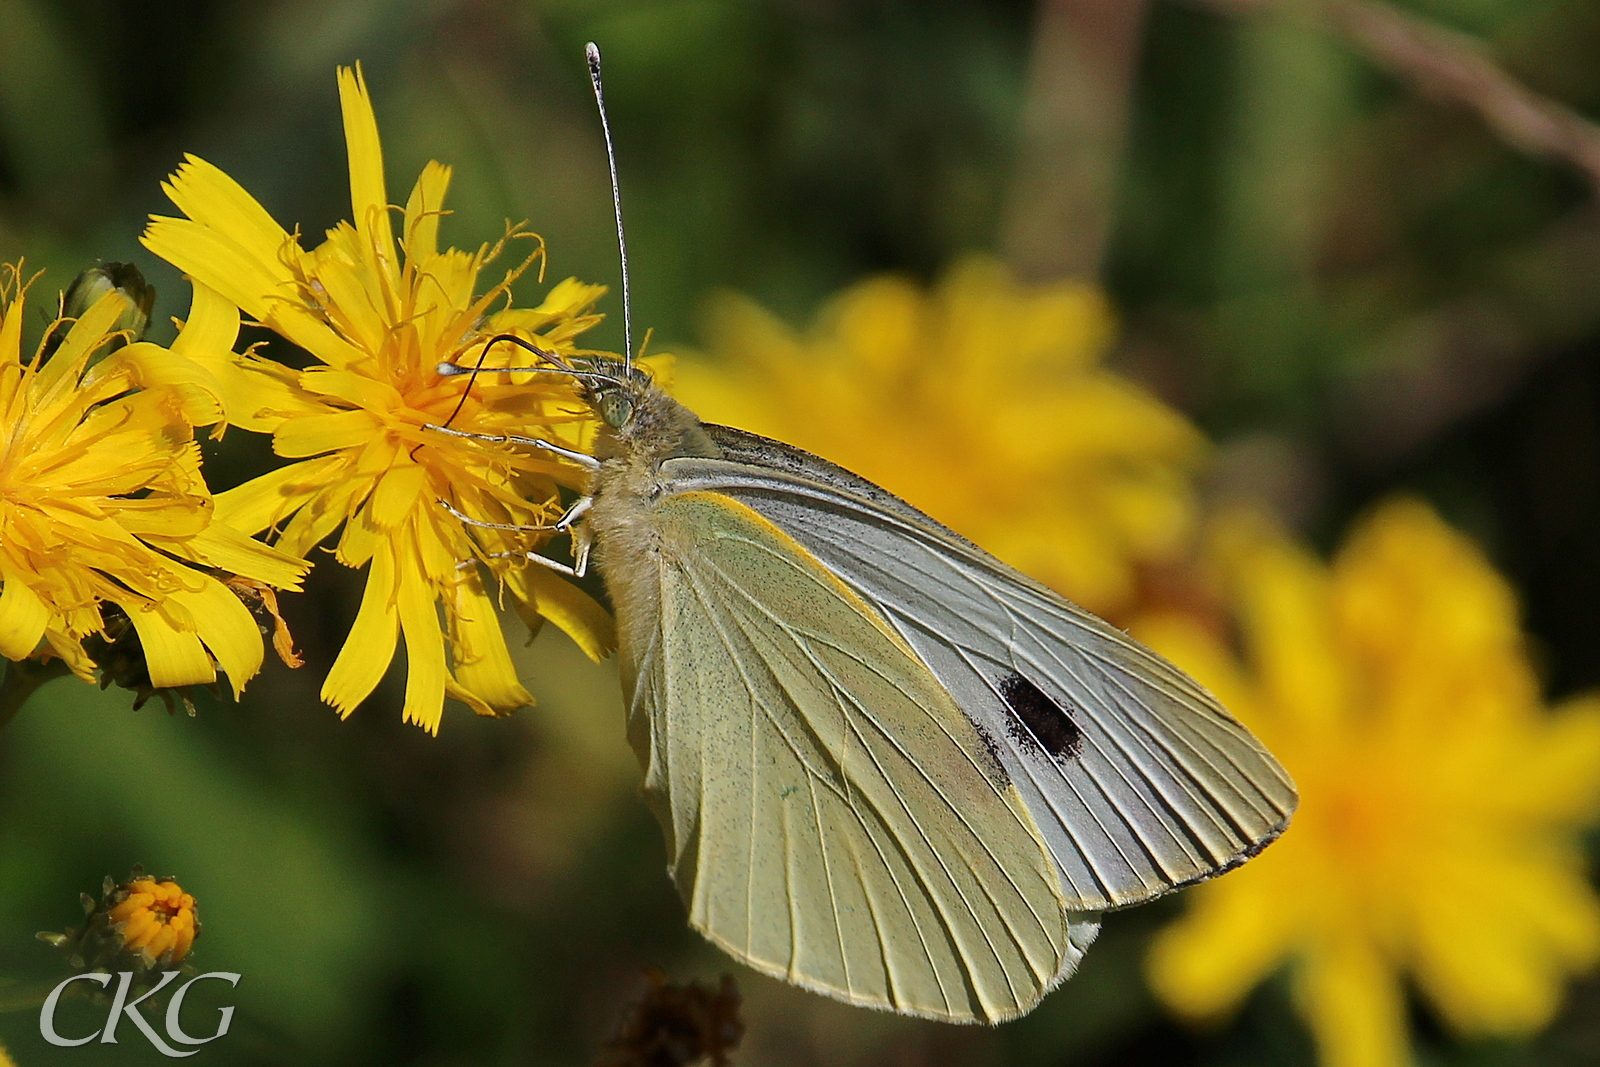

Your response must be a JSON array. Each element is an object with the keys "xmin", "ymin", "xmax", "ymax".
[
  {"xmin": 1206, "ymin": 0, "xmax": 1600, "ymax": 196},
  {"xmin": 1329, "ymin": 0, "xmax": 1600, "ymax": 194}
]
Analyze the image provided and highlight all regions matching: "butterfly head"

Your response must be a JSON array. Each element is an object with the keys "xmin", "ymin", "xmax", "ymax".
[{"xmin": 577, "ymin": 356, "xmax": 654, "ymax": 431}]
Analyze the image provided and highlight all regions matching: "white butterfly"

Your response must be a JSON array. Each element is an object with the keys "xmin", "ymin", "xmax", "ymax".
[
  {"xmin": 438, "ymin": 42, "xmax": 1296, "ymax": 1025},
  {"xmin": 438, "ymin": 354, "xmax": 1295, "ymax": 1023}
]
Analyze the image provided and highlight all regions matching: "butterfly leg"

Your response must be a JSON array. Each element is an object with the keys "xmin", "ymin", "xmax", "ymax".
[
  {"xmin": 420, "ymin": 423, "xmax": 602, "ymax": 471},
  {"xmin": 550, "ymin": 499, "xmax": 601, "ymax": 579},
  {"xmin": 461, "ymin": 527, "xmax": 591, "ymax": 579},
  {"xmin": 441, "ymin": 496, "xmax": 594, "ymax": 578},
  {"xmin": 438, "ymin": 494, "xmax": 592, "ymax": 534},
  {"xmin": 552, "ymin": 494, "xmax": 592, "ymax": 531},
  {"xmin": 464, "ymin": 548, "xmax": 582, "ymax": 578},
  {"xmin": 441, "ymin": 500, "xmax": 551, "ymax": 533},
  {"xmin": 532, "ymin": 439, "xmax": 603, "ymax": 471}
]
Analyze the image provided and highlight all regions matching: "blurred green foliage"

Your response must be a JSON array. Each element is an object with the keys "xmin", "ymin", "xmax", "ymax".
[{"xmin": 0, "ymin": 0, "xmax": 1597, "ymax": 1064}]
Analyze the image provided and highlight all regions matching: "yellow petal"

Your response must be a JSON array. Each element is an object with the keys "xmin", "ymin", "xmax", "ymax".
[
  {"xmin": 0, "ymin": 283, "xmax": 26, "ymax": 366},
  {"xmin": 157, "ymin": 154, "xmax": 295, "ymax": 277},
  {"xmin": 444, "ymin": 676, "xmax": 494, "ymax": 717},
  {"xmin": 183, "ymin": 522, "xmax": 309, "ymax": 591},
  {"xmin": 403, "ymin": 160, "xmax": 452, "ymax": 261},
  {"xmin": 1294, "ymin": 939, "xmax": 1410, "ymax": 1067},
  {"xmin": 533, "ymin": 276, "xmax": 609, "ymax": 317},
  {"xmin": 506, "ymin": 563, "xmax": 615, "ymax": 662},
  {"xmin": 0, "ymin": 575, "xmax": 50, "ymax": 659},
  {"xmin": 823, "ymin": 274, "xmax": 923, "ymax": 379},
  {"xmin": 215, "ymin": 456, "xmax": 343, "ymax": 535},
  {"xmin": 368, "ymin": 462, "xmax": 426, "ymax": 530},
  {"xmin": 107, "ymin": 343, "xmax": 226, "ymax": 426},
  {"xmin": 306, "ymin": 239, "xmax": 393, "ymax": 356},
  {"xmin": 281, "ymin": 476, "xmax": 369, "ymax": 560},
  {"xmin": 395, "ymin": 560, "xmax": 447, "ymax": 733},
  {"xmin": 1213, "ymin": 510, "xmax": 1349, "ymax": 734},
  {"xmin": 163, "ymin": 569, "xmax": 264, "ymax": 698},
  {"xmin": 1507, "ymin": 696, "xmax": 1600, "ymax": 821},
  {"xmin": 299, "ymin": 367, "xmax": 404, "ymax": 412},
  {"xmin": 275, "ymin": 409, "xmax": 382, "ymax": 458},
  {"xmin": 107, "ymin": 495, "xmax": 213, "ymax": 540},
  {"xmin": 997, "ymin": 376, "xmax": 1202, "ymax": 466},
  {"xmin": 445, "ymin": 572, "xmax": 533, "ymax": 713},
  {"xmin": 34, "ymin": 289, "xmax": 129, "ymax": 398},
  {"xmin": 125, "ymin": 602, "xmax": 216, "ymax": 689},
  {"xmin": 260, "ymin": 304, "xmax": 372, "ymax": 372},
  {"xmin": 334, "ymin": 500, "xmax": 383, "ymax": 568},
  {"xmin": 337, "ymin": 64, "xmax": 398, "ymax": 284},
  {"xmin": 144, "ymin": 217, "xmax": 369, "ymax": 372},
  {"xmin": 322, "ymin": 546, "xmax": 399, "ymax": 715},
  {"xmin": 43, "ymin": 629, "xmax": 97, "ymax": 682},
  {"xmin": 1146, "ymin": 867, "xmax": 1296, "ymax": 1020},
  {"xmin": 142, "ymin": 216, "xmax": 289, "ymax": 327},
  {"xmin": 163, "ymin": 282, "xmax": 319, "ymax": 433},
  {"xmin": 1408, "ymin": 832, "xmax": 1600, "ymax": 1035},
  {"xmin": 1011, "ymin": 274, "xmax": 1116, "ymax": 375},
  {"xmin": 169, "ymin": 278, "xmax": 240, "ymax": 364}
]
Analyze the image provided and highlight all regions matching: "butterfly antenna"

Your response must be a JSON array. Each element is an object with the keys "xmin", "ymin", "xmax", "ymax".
[
  {"xmin": 439, "ymin": 335, "xmax": 573, "ymax": 428},
  {"xmin": 586, "ymin": 42, "xmax": 633, "ymax": 376}
]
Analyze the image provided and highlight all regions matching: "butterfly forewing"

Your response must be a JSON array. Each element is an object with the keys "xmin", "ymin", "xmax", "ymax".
[
  {"xmin": 658, "ymin": 426, "xmax": 1297, "ymax": 912},
  {"xmin": 625, "ymin": 489, "xmax": 1096, "ymax": 1022}
]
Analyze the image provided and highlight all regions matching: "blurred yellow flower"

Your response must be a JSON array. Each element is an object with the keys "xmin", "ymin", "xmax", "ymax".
[
  {"xmin": 673, "ymin": 258, "xmax": 1204, "ymax": 616},
  {"xmin": 0, "ymin": 264, "xmax": 305, "ymax": 696},
  {"xmin": 141, "ymin": 66, "xmax": 615, "ymax": 733},
  {"xmin": 1137, "ymin": 497, "xmax": 1600, "ymax": 1067}
]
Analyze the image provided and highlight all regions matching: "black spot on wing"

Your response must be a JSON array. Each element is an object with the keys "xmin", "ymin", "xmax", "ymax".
[
  {"xmin": 969, "ymin": 720, "xmax": 1010, "ymax": 786},
  {"xmin": 999, "ymin": 672, "xmax": 1081, "ymax": 760}
]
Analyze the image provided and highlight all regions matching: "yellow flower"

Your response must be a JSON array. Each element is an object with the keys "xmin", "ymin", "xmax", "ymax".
[
  {"xmin": 0, "ymin": 263, "xmax": 305, "ymax": 694},
  {"xmin": 1137, "ymin": 497, "xmax": 1600, "ymax": 1067},
  {"xmin": 673, "ymin": 257, "xmax": 1205, "ymax": 616},
  {"xmin": 107, "ymin": 877, "xmax": 199, "ymax": 967},
  {"xmin": 141, "ymin": 66, "xmax": 614, "ymax": 733}
]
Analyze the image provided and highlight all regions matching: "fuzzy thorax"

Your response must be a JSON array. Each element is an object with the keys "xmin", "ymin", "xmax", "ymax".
[{"xmin": 587, "ymin": 381, "xmax": 722, "ymax": 685}]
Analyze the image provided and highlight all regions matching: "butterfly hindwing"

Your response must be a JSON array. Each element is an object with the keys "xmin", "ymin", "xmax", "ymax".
[
  {"xmin": 659, "ymin": 426, "xmax": 1297, "ymax": 912},
  {"xmin": 624, "ymin": 488, "xmax": 1096, "ymax": 1023}
]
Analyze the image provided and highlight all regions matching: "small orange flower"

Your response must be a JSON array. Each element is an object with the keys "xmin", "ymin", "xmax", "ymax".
[
  {"xmin": 107, "ymin": 877, "xmax": 199, "ymax": 967},
  {"xmin": 40, "ymin": 867, "xmax": 204, "ymax": 973}
]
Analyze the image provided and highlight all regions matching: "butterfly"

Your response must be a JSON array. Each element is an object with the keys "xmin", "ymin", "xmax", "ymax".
[
  {"xmin": 436, "ymin": 43, "xmax": 1295, "ymax": 1026},
  {"xmin": 441, "ymin": 347, "xmax": 1295, "ymax": 1023}
]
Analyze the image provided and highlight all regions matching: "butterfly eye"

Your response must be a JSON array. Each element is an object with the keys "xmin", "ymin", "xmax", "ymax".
[{"xmin": 599, "ymin": 390, "xmax": 634, "ymax": 428}]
